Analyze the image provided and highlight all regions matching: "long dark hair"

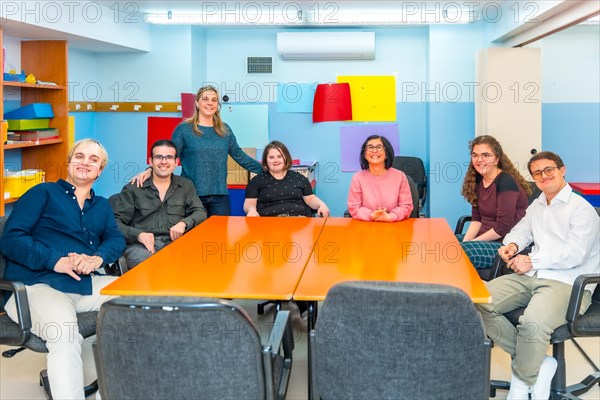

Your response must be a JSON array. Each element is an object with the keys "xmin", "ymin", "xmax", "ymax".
[{"xmin": 359, "ymin": 135, "xmax": 394, "ymax": 170}]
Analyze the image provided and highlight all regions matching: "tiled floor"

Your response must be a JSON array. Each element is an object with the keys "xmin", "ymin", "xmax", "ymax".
[{"xmin": 1, "ymin": 300, "xmax": 599, "ymax": 399}]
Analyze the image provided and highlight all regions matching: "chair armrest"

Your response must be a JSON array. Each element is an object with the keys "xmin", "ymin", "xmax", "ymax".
[
  {"xmin": 566, "ymin": 274, "xmax": 600, "ymax": 336},
  {"xmin": 454, "ymin": 215, "xmax": 472, "ymax": 234},
  {"xmin": 104, "ymin": 258, "xmax": 125, "ymax": 276},
  {"xmin": 0, "ymin": 279, "xmax": 32, "ymax": 345}
]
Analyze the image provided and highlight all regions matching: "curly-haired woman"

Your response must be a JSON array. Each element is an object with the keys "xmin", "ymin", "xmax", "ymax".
[{"xmin": 458, "ymin": 135, "xmax": 532, "ymax": 269}]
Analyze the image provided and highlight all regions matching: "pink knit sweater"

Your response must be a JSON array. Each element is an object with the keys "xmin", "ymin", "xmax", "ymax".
[{"xmin": 347, "ymin": 168, "xmax": 414, "ymax": 221}]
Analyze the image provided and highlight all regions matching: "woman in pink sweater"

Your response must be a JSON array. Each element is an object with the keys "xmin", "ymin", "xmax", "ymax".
[{"xmin": 347, "ymin": 135, "xmax": 414, "ymax": 222}]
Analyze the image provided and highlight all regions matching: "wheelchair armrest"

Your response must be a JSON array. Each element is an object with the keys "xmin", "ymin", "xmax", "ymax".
[
  {"xmin": 454, "ymin": 215, "xmax": 472, "ymax": 234},
  {"xmin": 0, "ymin": 279, "xmax": 32, "ymax": 345},
  {"xmin": 264, "ymin": 310, "xmax": 294, "ymax": 358},
  {"xmin": 566, "ymin": 273, "xmax": 600, "ymax": 336}
]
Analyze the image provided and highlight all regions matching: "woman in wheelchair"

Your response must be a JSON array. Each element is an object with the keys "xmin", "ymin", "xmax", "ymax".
[
  {"xmin": 243, "ymin": 140, "xmax": 330, "ymax": 217},
  {"xmin": 458, "ymin": 135, "xmax": 531, "ymax": 269}
]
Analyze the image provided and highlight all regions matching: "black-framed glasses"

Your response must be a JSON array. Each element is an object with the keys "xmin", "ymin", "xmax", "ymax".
[
  {"xmin": 531, "ymin": 166, "xmax": 559, "ymax": 180},
  {"xmin": 366, "ymin": 145, "xmax": 385, "ymax": 152},
  {"xmin": 152, "ymin": 155, "xmax": 176, "ymax": 161}
]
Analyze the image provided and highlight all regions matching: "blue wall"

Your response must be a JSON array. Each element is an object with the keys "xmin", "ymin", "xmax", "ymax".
[{"xmin": 56, "ymin": 23, "xmax": 599, "ymax": 225}]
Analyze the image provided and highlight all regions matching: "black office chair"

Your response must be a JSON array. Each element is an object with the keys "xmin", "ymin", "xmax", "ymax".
[
  {"xmin": 0, "ymin": 216, "xmax": 100, "ymax": 399},
  {"xmin": 94, "ymin": 296, "xmax": 294, "ymax": 400},
  {"xmin": 343, "ymin": 174, "xmax": 420, "ymax": 219},
  {"xmin": 392, "ymin": 156, "xmax": 427, "ymax": 217},
  {"xmin": 488, "ymin": 271, "xmax": 600, "ymax": 399},
  {"xmin": 309, "ymin": 281, "xmax": 492, "ymax": 399}
]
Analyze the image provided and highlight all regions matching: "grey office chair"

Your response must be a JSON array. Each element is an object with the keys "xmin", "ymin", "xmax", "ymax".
[
  {"xmin": 309, "ymin": 281, "xmax": 492, "ymax": 399},
  {"xmin": 94, "ymin": 296, "xmax": 294, "ymax": 400},
  {"xmin": 0, "ymin": 216, "xmax": 99, "ymax": 399}
]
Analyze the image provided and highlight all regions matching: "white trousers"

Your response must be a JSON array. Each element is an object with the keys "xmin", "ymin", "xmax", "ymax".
[{"xmin": 5, "ymin": 275, "xmax": 117, "ymax": 400}]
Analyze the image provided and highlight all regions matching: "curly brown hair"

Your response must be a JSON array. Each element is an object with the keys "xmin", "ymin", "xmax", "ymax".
[
  {"xmin": 185, "ymin": 85, "xmax": 227, "ymax": 137},
  {"xmin": 461, "ymin": 135, "xmax": 532, "ymax": 206}
]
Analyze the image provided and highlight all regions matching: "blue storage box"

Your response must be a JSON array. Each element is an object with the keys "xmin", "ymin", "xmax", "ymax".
[
  {"xmin": 4, "ymin": 103, "xmax": 54, "ymax": 119},
  {"xmin": 3, "ymin": 72, "xmax": 26, "ymax": 82}
]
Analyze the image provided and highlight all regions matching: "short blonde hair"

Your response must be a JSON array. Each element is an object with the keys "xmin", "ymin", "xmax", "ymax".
[{"xmin": 68, "ymin": 139, "xmax": 109, "ymax": 170}]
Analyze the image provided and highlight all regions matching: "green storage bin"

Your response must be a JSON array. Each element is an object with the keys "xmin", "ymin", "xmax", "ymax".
[{"xmin": 7, "ymin": 119, "xmax": 50, "ymax": 130}]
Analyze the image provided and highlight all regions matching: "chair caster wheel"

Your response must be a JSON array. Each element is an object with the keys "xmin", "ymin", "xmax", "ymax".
[{"xmin": 39, "ymin": 370, "xmax": 52, "ymax": 400}]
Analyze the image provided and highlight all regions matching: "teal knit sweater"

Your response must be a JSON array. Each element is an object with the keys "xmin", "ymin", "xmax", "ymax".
[{"xmin": 171, "ymin": 122, "xmax": 263, "ymax": 196}]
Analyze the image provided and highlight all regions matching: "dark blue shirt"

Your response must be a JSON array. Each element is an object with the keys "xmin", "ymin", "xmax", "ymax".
[{"xmin": 0, "ymin": 179, "xmax": 126, "ymax": 296}]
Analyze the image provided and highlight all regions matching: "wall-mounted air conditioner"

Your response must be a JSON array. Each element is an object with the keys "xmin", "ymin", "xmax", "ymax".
[{"xmin": 277, "ymin": 31, "xmax": 375, "ymax": 60}]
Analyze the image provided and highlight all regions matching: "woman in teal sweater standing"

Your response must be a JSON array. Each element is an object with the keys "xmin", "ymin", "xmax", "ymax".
[{"xmin": 134, "ymin": 86, "xmax": 263, "ymax": 216}]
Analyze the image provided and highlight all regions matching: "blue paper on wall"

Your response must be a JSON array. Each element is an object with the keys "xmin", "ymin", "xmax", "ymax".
[
  {"xmin": 340, "ymin": 124, "xmax": 400, "ymax": 172},
  {"xmin": 277, "ymin": 83, "xmax": 317, "ymax": 113},
  {"xmin": 221, "ymin": 104, "xmax": 269, "ymax": 148}
]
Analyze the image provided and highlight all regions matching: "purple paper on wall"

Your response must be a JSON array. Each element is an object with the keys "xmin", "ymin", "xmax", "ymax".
[{"xmin": 340, "ymin": 124, "xmax": 399, "ymax": 172}]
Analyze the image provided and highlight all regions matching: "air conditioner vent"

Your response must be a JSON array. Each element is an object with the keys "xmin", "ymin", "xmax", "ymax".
[{"xmin": 247, "ymin": 57, "xmax": 273, "ymax": 74}]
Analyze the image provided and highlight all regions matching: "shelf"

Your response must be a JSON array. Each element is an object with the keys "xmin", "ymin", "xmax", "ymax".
[
  {"xmin": 4, "ymin": 197, "xmax": 18, "ymax": 204},
  {"xmin": 2, "ymin": 81, "xmax": 64, "ymax": 90},
  {"xmin": 4, "ymin": 138, "xmax": 63, "ymax": 149}
]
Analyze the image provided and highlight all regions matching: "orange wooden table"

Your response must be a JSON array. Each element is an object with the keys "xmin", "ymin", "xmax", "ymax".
[
  {"xmin": 294, "ymin": 217, "xmax": 491, "ymax": 303},
  {"xmin": 294, "ymin": 217, "xmax": 491, "ymax": 400},
  {"xmin": 101, "ymin": 216, "xmax": 326, "ymax": 299}
]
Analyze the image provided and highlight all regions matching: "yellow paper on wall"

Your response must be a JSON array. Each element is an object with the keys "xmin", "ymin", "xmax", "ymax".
[
  {"xmin": 68, "ymin": 115, "xmax": 75, "ymax": 148},
  {"xmin": 337, "ymin": 75, "xmax": 396, "ymax": 122}
]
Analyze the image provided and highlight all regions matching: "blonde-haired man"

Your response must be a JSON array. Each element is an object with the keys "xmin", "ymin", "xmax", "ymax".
[{"xmin": 1, "ymin": 139, "xmax": 125, "ymax": 399}]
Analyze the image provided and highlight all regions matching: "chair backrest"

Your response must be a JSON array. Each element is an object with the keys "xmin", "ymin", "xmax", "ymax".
[
  {"xmin": 0, "ymin": 217, "xmax": 7, "ymax": 313},
  {"xmin": 314, "ymin": 281, "xmax": 490, "ymax": 400},
  {"xmin": 0, "ymin": 216, "xmax": 6, "ymax": 281},
  {"xmin": 94, "ymin": 296, "xmax": 266, "ymax": 400},
  {"xmin": 527, "ymin": 181, "xmax": 542, "ymax": 205},
  {"xmin": 406, "ymin": 175, "xmax": 419, "ymax": 218},
  {"xmin": 392, "ymin": 156, "xmax": 426, "ymax": 200}
]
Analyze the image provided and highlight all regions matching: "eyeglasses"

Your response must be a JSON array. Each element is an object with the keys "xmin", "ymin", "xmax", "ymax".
[
  {"xmin": 471, "ymin": 152, "xmax": 494, "ymax": 160},
  {"xmin": 531, "ymin": 166, "xmax": 559, "ymax": 180},
  {"xmin": 366, "ymin": 145, "xmax": 385, "ymax": 153},
  {"xmin": 152, "ymin": 155, "xmax": 176, "ymax": 161}
]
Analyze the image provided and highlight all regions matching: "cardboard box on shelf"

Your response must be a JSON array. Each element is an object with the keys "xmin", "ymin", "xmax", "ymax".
[
  {"xmin": 227, "ymin": 148, "xmax": 256, "ymax": 185},
  {"xmin": 3, "ymin": 169, "xmax": 45, "ymax": 199}
]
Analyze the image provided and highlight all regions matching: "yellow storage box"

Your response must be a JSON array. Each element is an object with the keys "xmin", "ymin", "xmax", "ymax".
[{"xmin": 3, "ymin": 169, "xmax": 45, "ymax": 199}]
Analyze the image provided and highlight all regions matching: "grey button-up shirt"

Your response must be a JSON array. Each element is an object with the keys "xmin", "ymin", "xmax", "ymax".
[{"xmin": 109, "ymin": 174, "xmax": 207, "ymax": 244}]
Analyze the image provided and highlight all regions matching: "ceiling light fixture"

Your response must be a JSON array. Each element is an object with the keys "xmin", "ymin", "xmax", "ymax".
[{"xmin": 143, "ymin": 8, "xmax": 477, "ymax": 26}]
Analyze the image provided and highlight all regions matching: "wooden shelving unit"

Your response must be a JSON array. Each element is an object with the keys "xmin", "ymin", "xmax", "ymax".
[{"xmin": 1, "ymin": 27, "xmax": 70, "ymax": 216}]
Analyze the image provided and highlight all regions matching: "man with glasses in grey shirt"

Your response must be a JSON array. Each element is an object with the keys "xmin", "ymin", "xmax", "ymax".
[{"xmin": 110, "ymin": 139, "xmax": 207, "ymax": 270}]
